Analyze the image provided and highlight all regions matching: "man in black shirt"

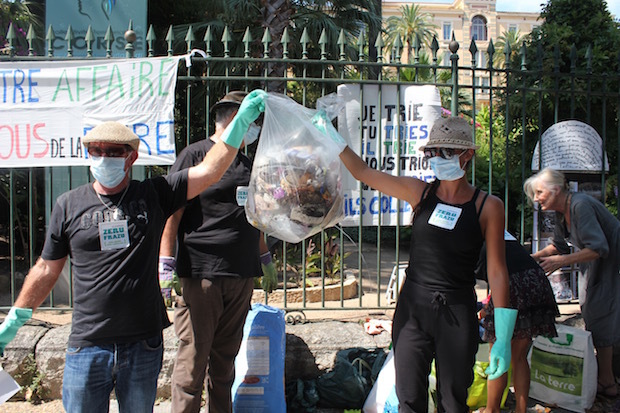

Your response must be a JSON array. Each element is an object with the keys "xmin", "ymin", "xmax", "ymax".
[
  {"xmin": 159, "ymin": 91, "xmax": 276, "ymax": 413},
  {"xmin": 0, "ymin": 89, "xmax": 266, "ymax": 413}
]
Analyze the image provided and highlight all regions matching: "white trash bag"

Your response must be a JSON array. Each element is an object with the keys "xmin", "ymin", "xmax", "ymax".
[
  {"xmin": 528, "ymin": 324, "xmax": 597, "ymax": 413},
  {"xmin": 245, "ymin": 93, "xmax": 346, "ymax": 243}
]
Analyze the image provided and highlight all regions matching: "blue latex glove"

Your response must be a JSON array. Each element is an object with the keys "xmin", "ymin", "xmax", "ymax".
[
  {"xmin": 486, "ymin": 307, "xmax": 517, "ymax": 380},
  {"xmin": 220, "ymin": 89, "xmax": 267, "ymax": 149},
  {"xmin": 311, "ymin": 110, "xmax": 348, "ymax": 153},
  {"xmin": 158, "ymin": 256, "xmax": 179, "ymax": 307},
  {"xmin": 260, "ymin": 252, "xmax": 278, "ymax": 293},
  {"xmin": 0, "ymin": 307, "xmax": 33, "ymax": 355}
]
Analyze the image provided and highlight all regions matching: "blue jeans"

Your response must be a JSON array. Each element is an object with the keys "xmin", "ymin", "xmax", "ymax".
[{"xmin": 62, "ymin": 334, "xmax": 163, "ymax": 413}]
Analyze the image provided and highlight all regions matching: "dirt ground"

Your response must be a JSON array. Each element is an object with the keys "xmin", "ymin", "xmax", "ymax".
[
  {"xmin": 2, "ymin": 306, "xmax": 620, "ymax": 412},
  {"xmin": 2, "ymin": 400, "xmax": 64, "ymax": 413},
  {"xmin": 3, "ymin": 393, "xmax": 620, "ymax": 412}
]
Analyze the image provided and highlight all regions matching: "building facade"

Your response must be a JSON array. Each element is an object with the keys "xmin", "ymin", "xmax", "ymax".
[{"xmin": 383, "ymin": 0, "xmax": 540, "ymax": 103}]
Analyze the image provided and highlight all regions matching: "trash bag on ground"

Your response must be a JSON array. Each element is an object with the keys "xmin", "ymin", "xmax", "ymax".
[
  {"xmin": 285, "ymin": 378, "xmax": 320, "ymax": 413},
  {"xmin": 315, "ymin": 347, "xmax": 387, "ymax": 409}
]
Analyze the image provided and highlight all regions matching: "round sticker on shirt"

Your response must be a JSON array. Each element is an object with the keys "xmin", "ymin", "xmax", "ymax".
[{"xmin": 236, "ymin": 186, "xmax": 249, "ymax": 206}]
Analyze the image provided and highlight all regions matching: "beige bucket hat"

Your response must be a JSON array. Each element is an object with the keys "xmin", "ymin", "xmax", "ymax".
[
  {"xmin": 420, "ymin": 116, "xmax": 478, "ymax": 151},
  {"xmin": 82, "ymin": 121, "xmax": 140, "ymax": 151}
]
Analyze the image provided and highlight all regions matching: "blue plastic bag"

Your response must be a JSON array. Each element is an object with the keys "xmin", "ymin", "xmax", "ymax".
[
  {"xmin": 232, "ymin": 304, "xmax": 286, "ymax": 413},
  {"xmin": 383, "ymin": 386, "xmax": 399, "ymax": 413}
]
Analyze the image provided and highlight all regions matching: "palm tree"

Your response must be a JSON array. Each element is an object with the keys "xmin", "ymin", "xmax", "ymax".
[
  {"xmin": 265, "ymin": 0, "xmax": 381, "ymax": 88},
  {"xmin": 386, "ymin": 51, "xmax": 472, "ymax": 119},
  {"xmin": 149, "ymin": 0, "xmax": 381, "ymax": 92},
  {"xmin": 150, "ymin": 0, "xmax": 381, "ymax": 59},
  {"xmin": 492, "ymin": 29, "xmax": 524, "ymax": 68},
  {"xmin": 148, "ymin": 0, "xmax": 382, "ymax": 147},
  {"xmin": 384, "ymin": 4, "xmax": 437, "ymax": 64}
]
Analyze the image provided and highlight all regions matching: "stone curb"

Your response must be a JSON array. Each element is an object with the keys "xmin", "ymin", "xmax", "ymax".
[{"xmin": 2, "ymin": 319, "xmax": 392, "ymax": 401}]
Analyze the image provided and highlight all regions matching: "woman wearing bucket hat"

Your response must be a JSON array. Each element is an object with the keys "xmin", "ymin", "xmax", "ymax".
[{"xmin": 329, "ymin": 115, "xmax": 514, "ymax": 412}]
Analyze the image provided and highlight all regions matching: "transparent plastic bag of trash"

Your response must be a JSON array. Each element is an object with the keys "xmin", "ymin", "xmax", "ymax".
[{"xmin": 244, "ymin": 92, "xmax": 346, "ymax": 243}]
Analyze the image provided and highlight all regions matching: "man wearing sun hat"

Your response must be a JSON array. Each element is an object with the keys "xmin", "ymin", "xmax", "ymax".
[
  {"xmin": 159, "ymin": 90, "xmax": 276, "ymax": 413},
  {"xmin": 0, "ymin": 89, "xmax": 267, "ymax": 413}
]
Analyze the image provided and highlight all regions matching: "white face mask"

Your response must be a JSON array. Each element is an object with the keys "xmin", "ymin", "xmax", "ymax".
[
  {"xmin": 243, "ymin": 123, "xmax": 261, "ymax": 146},
  {"xmin": 429, "ymin": 152, "xmax": 465, "ymax": 181},
  {"xmin": 90, "ymin": 156, "xmax": 127, "ymax": 188}
]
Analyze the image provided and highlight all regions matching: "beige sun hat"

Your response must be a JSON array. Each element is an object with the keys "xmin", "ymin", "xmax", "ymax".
[
  {"xmin": 82, "ymin": 121, "xmax": 140, "ymax": 151},
  {"xmin": 419, "ymin": 116, "xmax": 478, "ymax": 151},
  {"xmin": 210, "ymin": 90, "xmax": 248, "ymax": 114}
]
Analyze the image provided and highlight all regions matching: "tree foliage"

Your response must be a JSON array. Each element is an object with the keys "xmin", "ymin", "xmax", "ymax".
[
  {"xmin": 492, "ymin": 29, "xmax": 525, "ymax": 68},
  {"xmin": 533, "ymin": 0, "xmax": 620, "ymax": 73},
  {"xmin": 507, "ymin": 0, "xmax": 620, "ymax": 138},
  {"xmin": 148, "ymin": 0, "xmax": 382, "ymax": 61},
  {"xmin": 384, "ymin": 4, "xmax": 437, "ymax": 64},
  {"xmin": 0, "ymin": 0, "xmax": 43, "ymax": 55},
  {"xmin": 501, "ymin": 0, "xmax": 620, "ymax": 230},
  {"xmin": 148, "ymin": 0, "xmax": 383, "ymax": 151}
]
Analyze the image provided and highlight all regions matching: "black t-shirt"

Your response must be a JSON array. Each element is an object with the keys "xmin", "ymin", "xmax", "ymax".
[
  {"xmin": 171, "ymin": 139, "xmax": 261, "ymax": 279},
  {"xmin": 41, "ymin": 171, "xmax": 188, "ymax": 347},
  {"xmin": 475, "ymin": 240, "xmax": 541, "ymax": 282}
]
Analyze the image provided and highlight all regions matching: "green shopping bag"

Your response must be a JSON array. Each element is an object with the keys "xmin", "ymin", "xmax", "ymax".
[
  {"xmin": 466, "ymin": 360, "xmax": 512, "ymax": 410},
  {"xmin": 428, "ymin": 353, "xmax": 511, "ymax": 411}
]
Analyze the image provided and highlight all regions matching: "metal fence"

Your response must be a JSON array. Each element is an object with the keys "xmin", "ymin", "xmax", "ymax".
[{"xmin": 1, "ymin": 24, "xmax": 619, "ymax": 318}]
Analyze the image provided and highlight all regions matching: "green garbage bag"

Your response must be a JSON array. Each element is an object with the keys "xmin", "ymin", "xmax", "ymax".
[
  {"xmin": 286, "ymin": 378, "xmax": 320, "ymax": 412},
  {"xmin": 316, "ymin": 348, "xmax": 387, "ymax": 409}
]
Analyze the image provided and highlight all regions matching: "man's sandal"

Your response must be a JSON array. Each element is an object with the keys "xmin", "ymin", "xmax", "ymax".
[{"xmin": 597, "ymin": 381, "xmax": 618, "ymax": 398}]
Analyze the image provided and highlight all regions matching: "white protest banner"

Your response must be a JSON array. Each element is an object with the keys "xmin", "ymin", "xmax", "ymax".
[
  {"xmin": 531, "ymin": 120, "xmax": 609, "ymax": 172},
  {"xmin": 337, "ymin": 84, "xmax": 442, "ymax": 226},
  {"xmin": 0, "ymin": 56, "xmax": 182, "ymax": 168}
]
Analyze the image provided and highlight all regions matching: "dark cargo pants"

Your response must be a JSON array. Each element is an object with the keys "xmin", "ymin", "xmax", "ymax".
[{"xmin": 171, "ymin": 277, "xmax": 254, "ymax": 413}]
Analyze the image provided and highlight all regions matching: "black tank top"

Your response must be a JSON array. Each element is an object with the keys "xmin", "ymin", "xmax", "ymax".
[{"xmin": 407, "ymin": 185, "xmax": 486, "ymax": 290}]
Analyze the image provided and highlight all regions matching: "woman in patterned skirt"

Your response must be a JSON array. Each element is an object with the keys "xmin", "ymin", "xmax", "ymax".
[{"xmin": 477, "ymin": 231, "xmax": 559, "ymax": 413}]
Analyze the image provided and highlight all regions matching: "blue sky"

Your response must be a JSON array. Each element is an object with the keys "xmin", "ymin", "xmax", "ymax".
[
  {"xmin": 383, "ymin": 0, "xmax": 620, "ymax": 18},
  {"xmin": 494, "ymin": 0, "xmax": 619, "ymax": 16}
]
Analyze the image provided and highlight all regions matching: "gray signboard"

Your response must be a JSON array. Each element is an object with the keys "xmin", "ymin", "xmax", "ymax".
[{"xmin": 46, "ymin": 0, "xmax": 147, "ymax": 57}]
